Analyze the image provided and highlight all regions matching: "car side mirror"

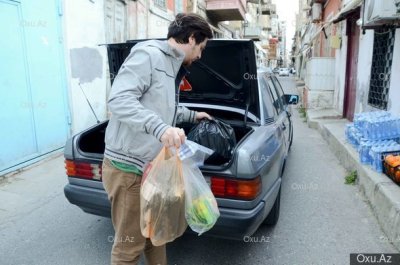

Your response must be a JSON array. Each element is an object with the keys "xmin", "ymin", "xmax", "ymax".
[{"xmin": 284, "ymin": 94, "xmax": 299, "ymax": 105}]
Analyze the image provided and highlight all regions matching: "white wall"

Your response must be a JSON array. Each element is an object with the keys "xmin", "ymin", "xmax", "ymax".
[
  {"xmin": 333, "ymin": 20, "xmax": 347, "ymax": 115},
  {"xmin": 147, "ymin": 5, "xmax": 175, "ymax": 38},
  {"xmin": 387, "ymin": 29, "xmax": 400, "ymax": 115},
  {"xmin": 64, "ymin": 0, "xmax": 108, "ymax": 134},
  {"xmin": 354, "ymin": 29, "xmax": 374, "ymax": 113}
]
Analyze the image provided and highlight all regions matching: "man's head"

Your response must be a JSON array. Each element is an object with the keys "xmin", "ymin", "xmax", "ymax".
[{"xmin": 167, "ymin": 13, "xmax": 213, "ymax": 66}]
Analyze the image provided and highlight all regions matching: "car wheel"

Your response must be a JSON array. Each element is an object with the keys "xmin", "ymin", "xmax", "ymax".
[{"xmin": 263, "ymin": 188, "xmax": 281, "ymax": 226}]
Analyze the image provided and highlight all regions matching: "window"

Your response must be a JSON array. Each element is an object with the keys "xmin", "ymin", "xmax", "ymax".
[
  {"xmin": 105, "ymin": 0, "xmax": 127, "ymax": 43},
  {"xmin": 271, "ymin": 76, "xmax": 286, "ymax": 106},
  {"xmin": 267, "ymin": 78, "xmax": 284, "ymax": 114},
  {"xmin": 260, "ymin": 77, "xmax": 277, "ymax": 120},
  {"xmin": 154, "ymin": 0, "xmax": 166, "ymax": 8},
  {"xmin": 367, "ymin": 28, "xmax": 396, "ymax": 110}
]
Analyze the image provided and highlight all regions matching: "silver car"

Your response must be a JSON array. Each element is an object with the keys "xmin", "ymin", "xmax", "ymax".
[
  {"xmin": 279, "ymin": 68, "xmax": 290, "ymax": 76},
  {"xmin": 64, "ymin": 39, "xmax": 298, "ymax": 240}
]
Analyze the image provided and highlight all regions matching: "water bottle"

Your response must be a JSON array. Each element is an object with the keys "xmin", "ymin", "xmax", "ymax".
[
  {"xmin": 374, "ymin": 121, "xmax": 380, "ymax": 140},
  {"xmin": 395, "ymin": 118, "xmax": 400, "ymax": 138},
  {"xmin": 383, "ymin": 118, "xmax": 389, "ymax": 139}
]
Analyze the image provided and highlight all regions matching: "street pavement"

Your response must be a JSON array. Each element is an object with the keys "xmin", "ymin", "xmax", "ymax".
[{"xmin": 0, "ymin": 75, "xmax": 397, "ymax": 265}]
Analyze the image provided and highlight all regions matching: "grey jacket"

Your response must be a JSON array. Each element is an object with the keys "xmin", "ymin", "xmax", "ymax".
[{"xmin": 104, "ymin": 40, "xmax": 197, "ymax": 171}]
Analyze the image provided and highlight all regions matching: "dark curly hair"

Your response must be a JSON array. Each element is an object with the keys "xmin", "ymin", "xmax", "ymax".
[{"xmin": 167, "ymin": 13, "xmax": 213, "ymax": 44}]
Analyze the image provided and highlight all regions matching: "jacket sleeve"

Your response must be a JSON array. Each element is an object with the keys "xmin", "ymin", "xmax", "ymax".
[
  {"xmin": 107, "ymin": 49, "xmax": 171, "ymax": 141},
  {"xmin": 175, "ymin": 106, "xmax": 197, "ymax": 124}
]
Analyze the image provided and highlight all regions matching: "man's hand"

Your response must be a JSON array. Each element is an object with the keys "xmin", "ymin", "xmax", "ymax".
[
  {"xmin": 196, "ymin": 112, "xmax": 212, "ymax": 121},
  {"xmin": 160, "ymin": 127, "xmax": 186, "ymax": 148}
]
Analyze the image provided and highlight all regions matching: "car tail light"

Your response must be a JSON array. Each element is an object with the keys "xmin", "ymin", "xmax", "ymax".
[
  {"xmin": 210, "ymin": 176, "xmax": 261, "ymax": 200},
  {"xmin": 65, "ymin": 160, "xmax": 102, "ymax": 180}
]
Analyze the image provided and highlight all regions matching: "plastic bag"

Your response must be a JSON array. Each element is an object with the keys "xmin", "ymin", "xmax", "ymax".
[
  {"xmin": 140, "ymin": 147, "xmax": 187, "ymax": 246},
  {"xmin": 178, "ymin": 140, "xmax": 214, "ymax": 167},
  {"xmin": 182, "ymin": 160, "xmax": 220, "ymax": 235},
  {"xmin": 187, "ymin": 119, "xmax": 237, "ymax": 164}
]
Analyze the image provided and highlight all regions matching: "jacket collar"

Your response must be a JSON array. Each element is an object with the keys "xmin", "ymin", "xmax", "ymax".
[{"xmin": 144, "ymin": 40, "xmax": 185, "ymax": 75}]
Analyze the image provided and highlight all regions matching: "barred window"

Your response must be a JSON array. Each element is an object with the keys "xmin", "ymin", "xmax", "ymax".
[
  {"xmin": 154, "ymin": 0, "xmax": 166, "ymax": 8},
  {"xmin": 367, "ymin": 28, "xmax": 396, "ymax": 110}
]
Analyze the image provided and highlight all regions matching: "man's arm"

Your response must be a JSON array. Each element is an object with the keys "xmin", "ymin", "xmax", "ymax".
[
  {"xmin": 176, "ymin": 106, "xmax": 212, "ymax": 124},
  {"xmin": 107, "ymin": 49, "xmax": 171, "ymax": 141},
  {"xmin": 175, "ymin": 106, "xmax": 197, "ymax": 124}
]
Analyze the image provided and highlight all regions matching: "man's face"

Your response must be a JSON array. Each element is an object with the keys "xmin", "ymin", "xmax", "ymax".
[{"xmin": 183, "ymin": 36, "xmax": 208, "ymax": 66}]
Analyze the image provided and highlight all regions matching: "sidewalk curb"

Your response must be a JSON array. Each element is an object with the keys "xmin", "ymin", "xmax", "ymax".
[{"xmin": 308, "ymin": 115, "xmax": 400, "ymax": 251}]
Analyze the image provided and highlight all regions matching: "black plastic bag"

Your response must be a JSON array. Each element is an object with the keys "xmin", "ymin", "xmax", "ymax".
[{"xmin": 187, "ymin": 119, "xmax": 237, "ymax": 165}]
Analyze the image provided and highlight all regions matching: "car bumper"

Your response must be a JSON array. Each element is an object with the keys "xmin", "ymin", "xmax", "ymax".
[
  {"xmin": 64, "ymin": 179, "xmax": 279, "ymax": 240},
  {"xmin": 200, "ymin": 201, "xmax": 266, "ymax": 240},
  {"xmin": 64, "ymin": 183, "xmax": 111, "ymax": 218}
]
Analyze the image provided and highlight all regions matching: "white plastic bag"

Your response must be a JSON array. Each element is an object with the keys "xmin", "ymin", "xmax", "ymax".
[
  {"xmin": 140, "ymin": 147, "xmax": 187, "ymax": 246},
  {"xmin": 179, "ymin": 140, "xmax": 214, "ymax": 167},
  {"xmin": 182, "ymin": 160, "xmax": 220, "ymax": 235}
]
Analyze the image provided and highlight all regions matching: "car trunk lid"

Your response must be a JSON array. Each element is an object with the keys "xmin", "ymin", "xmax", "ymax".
[{"xmin": 105, "ymin": 39, "xmax": 261, "ymax": 123}]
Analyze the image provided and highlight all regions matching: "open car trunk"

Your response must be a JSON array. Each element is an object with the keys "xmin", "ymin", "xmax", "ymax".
[
  {"xmin": 77, "ymin": 110, "xmax": 253, "ymax": 167},
  {"xmin": 75, "ymin": 39, "xmax": 259, "ymax": 166}
]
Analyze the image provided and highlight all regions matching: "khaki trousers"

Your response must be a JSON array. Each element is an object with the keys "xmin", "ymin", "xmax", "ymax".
[{"xmin": 102, "ymin": 158, "xmax": 167, "ymax": 265}]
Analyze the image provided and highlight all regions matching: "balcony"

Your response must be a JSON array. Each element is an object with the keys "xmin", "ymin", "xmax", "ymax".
[
  {"xmin": 261, "ymin": 3, "xmax": 276, "ymax": 15},
  {"xmin": 261, "ymin": 39, "xmax": 270, "ymax": 49},
  {"xmin": 206, "ymin": 0, "xmax": 246, "ymax": 21},
  {"xmin": 243, "ymin": 26, "xmax": 261, "ymax": 40},
  {"xmin": 258, "ymin": 14, "xmax": 271, "ymax": 30},
  {"xmin": 268, "ymin": 43, "xmax": 277, "ymax": 59}
]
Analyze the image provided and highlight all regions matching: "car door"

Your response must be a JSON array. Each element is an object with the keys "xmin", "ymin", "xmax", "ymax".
[
  {"xmin": 266, "ymin": 76, "xmax": 290, "ymax": 153},
  {"xmin": 271, "ymin": 76, "xmax": 293, "ymax": 149},
  {"xmin": 258, "ymin": 75, "xmax": 285, "ymax": 199}
]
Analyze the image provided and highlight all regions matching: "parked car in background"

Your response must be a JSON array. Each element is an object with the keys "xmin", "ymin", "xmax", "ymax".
[
  {"xmin": 279, "ymin": 68, "xmax": 290, "ymax": 76},
  {"xmin": 290, "ymin": 68, "xmax": 296, "ymax": 74},
  {"xmin": 272, "ymin": 67, "xmax": 280, "ymax": 74},
  {"xmin": 63, "ymin": 39, "xmax": 299, "ymax": 240}
]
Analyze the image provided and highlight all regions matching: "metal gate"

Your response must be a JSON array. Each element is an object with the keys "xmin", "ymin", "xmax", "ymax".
[{"xmin": 0, "ymin": 0, "xmax": 70, "ymax": 174}]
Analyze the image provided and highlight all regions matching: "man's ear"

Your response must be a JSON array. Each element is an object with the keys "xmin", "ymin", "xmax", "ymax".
[{"xmin": 188, "ymin": 34, "xmax": 196, "ymax": 46}]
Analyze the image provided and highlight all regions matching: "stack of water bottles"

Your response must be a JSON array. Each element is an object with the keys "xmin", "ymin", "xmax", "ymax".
[{"xmin": 345, "ymin": 111, "xmax": 400, "ymax": 173}]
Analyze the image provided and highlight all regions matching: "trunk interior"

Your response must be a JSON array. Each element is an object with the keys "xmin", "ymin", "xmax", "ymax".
[
  {"xmin": 177, "ymin": 107, "xmax": 253, "ymax": 165},
  {"xmin": 78, "ymin": 109, "xmax": 253, "ymax": 166},
  {"xmin": 78, "ymin": 122, "xmax": 107, "ymax": 155}
]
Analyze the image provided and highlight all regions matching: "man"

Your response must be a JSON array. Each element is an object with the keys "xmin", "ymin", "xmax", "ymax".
[{"xmin": 101, "ymin": 13, "xmax": 213, "ymax": 265}]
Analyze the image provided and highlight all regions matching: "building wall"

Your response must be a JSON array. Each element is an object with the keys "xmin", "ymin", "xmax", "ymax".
[
  {"xmin": 333, "ymin": 20, "xmax": 347, "ymax": 115},
  {"xmin": 353, "ymin": 30, "xmax": 400, "ymax": 115},
  {"xmin": 64, "ymin": 0, "xmax": 184, "ymax": 134},
  {"xmin": 148, "ymin": 3, "xmax": 175, "ymax": 38},
  {"xmin": 320, "ymin": 0, "xmax": 341, "ymax": 57},
  {"xmin": 354, "ymin": 29, "xmax": 374, "ymax": 114},
  {"xmin": 64, "ymin": 0, "xmax": 108, "ymax": 134}
]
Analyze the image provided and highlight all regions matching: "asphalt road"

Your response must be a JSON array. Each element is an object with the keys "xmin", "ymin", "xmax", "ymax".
[{"xmin": 0, "ymin": 76, "xmax": 397, "ymax": 265}]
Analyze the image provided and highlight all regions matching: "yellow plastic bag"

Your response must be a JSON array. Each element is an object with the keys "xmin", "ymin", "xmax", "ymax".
[{"xmin": 140, "ymin": 147, "xmax": 187, "ymax": 246}]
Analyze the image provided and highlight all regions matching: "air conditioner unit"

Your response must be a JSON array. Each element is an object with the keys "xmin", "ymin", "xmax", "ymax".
[
  {"xmin": 364, "ymin": 0, "xmax": 400, "ymax": 27},
  {"xmin": 312, "ymin": 3, "xmax": 322, "ymax": 22}
]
